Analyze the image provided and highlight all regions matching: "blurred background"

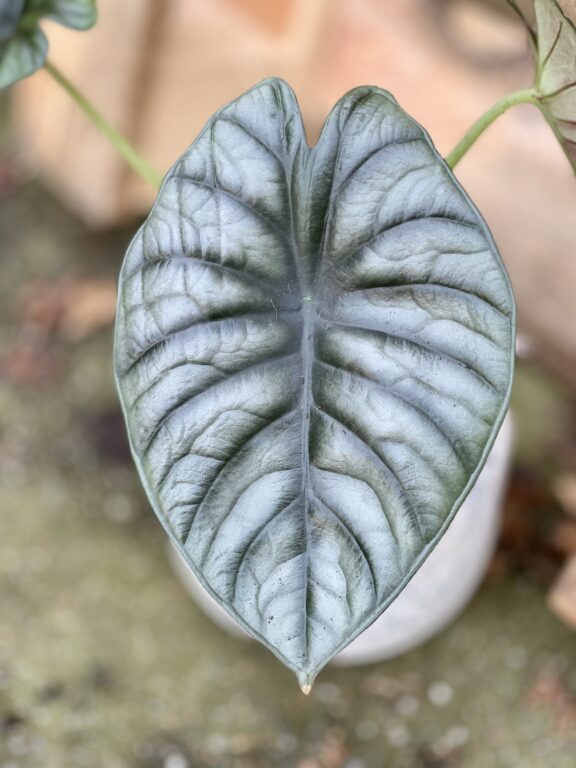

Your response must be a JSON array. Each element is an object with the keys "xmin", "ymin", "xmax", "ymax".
[{"xmin": 1, "ymin": 0, "xmax": 576, "ymax": 766}]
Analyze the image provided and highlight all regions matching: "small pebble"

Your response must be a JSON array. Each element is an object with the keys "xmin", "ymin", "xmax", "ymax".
[
  {"xmin": 164, "ymin": 754, "xmax": 189, "ymax": 768},
  {"xmin": 433, "ymin": 725, "xmax": 470, "ymax": 756},
  {"xmin": 205, "ymin": 733, "xmax": 228, "ymax": 754},
  {"xmin": 386, "ymin": 722, "xmax": 410, "ymax": 748},
  {"xmin": 345, "ymin": 759, "xmax": 366, "ymax": 768},
  {"xmin": 314, "ymin": 682, "xmax": 341, "ymax": 704},
  {"xmin": 427, "ymin": 681, "xmax": 454, "ymax": 707}
]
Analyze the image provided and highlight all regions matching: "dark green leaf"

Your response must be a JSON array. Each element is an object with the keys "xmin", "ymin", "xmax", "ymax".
[
  {"xmin": 114, "ymin": 79, "xmax": 515, "ymax": 688},
  {"xmin": 0, "ymin": 0, "xmax": 25, "ymax": 43},
  {"xmin": 0, "ymin": 27, "xmax": 46, "ymax": 88},
  {"xmin": 0, "ymin": 0, "xmax": 96, "ymax": 88},
  {"xmin": 29, "ymin": 0, "xmax": 97, "ymax": 30}
]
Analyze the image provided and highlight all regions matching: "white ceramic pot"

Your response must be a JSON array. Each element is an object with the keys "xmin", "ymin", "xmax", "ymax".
[{"xmin": 169, "ymin": 416, "xmax": 513, "ymax": 665}]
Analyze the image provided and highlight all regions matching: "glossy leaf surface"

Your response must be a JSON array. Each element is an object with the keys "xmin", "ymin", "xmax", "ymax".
[
  {"xmin": 0, "ymin": 0, "xmax": 96, "ymax": 88},
  {"xmin": 114, "ymin": 79, "xmax": 515, "ymax": 687}
]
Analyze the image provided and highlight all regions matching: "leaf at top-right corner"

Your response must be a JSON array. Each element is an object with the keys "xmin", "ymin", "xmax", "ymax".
[
  {"xmin": 515, "ymin": 0, "xmax": 576, "ymax": 171},
  {"xmin": 35, "ymin": 0, "xmax": 97, "ymax": 30}
]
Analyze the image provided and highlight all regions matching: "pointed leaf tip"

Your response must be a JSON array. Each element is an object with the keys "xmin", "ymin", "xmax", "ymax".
[{"xmin": 297, "ymin": 668, "xmax": 314, "ymax": 694}]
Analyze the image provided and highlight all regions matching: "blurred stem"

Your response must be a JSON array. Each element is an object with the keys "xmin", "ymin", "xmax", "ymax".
[
  {"xmin": 44, "ymin": 60, "xmax": 163, "ymax": 189},
  {"xmin": 445, "ymin": 89, "xmax": 538, "ymax": 170}
]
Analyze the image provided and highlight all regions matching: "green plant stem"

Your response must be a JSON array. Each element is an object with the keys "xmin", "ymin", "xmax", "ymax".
[
  {"xmin": 44, "ymin": 60, "xmax": 163, "ymax": 189},
  {"xmin": 445, "ymin": 89, "xmax": 538, "ymax": 170}
]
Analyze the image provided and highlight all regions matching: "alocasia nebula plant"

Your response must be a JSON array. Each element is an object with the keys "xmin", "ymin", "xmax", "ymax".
[
  {"xmin": 113, "ymin": 80, "xmax": 515, "ymax": 690},
  {"xmin": 0, "ymin": 0, "xmax": 96, "ymax": 88},
  {"xmin": 2, "ymin": 0, "xmax": 576, "ymax": 689}
]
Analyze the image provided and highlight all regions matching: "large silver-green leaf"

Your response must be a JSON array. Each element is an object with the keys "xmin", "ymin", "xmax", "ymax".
[
  {"xmin": 0, "ymin": 0, "xmax": 96, "ymax": 88},
  {"xmin": 114, "ymin": 79, "xmax": 515, "ymax": 689}
]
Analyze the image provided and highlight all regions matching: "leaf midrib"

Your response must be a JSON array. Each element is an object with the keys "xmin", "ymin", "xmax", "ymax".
[
  {"xmin": 287, "ymin": 93, "xmax": 371, "ymax": 663},
  {"xmin": 278, "ymin": 114, "xmax": 315, "ymax": 657}
]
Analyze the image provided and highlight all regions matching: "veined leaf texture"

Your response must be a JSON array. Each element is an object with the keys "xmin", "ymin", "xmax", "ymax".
[{"xmin": 114, "ymin": 79, "xmax": 515, "ymax": 688}]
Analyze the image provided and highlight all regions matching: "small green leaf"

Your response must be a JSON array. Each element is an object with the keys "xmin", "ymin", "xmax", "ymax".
[
  {"xmin": 114, "ymin": 79, "xmax": 515, "ymax": 687},
  {"xmin": 0, "ymin": 27, "xmax": 46, "ymax": 88},
  {"xmin": 0, "ymin": 0, "xmax": 25, "ymax": 42},
  {"xmin": 512, "ymin": 0, "xmax": 576, "ymax": 171},
  {"xmin": 534, "ymin": 0, "xmax": 576, "ymax": 170},
  {"xmin": 0, "ymin": 0, "xmax": 96, "ymax": 88},
  {"xmin": 29, "ymin": 0, "xmax": 97, "ymax": 30}
]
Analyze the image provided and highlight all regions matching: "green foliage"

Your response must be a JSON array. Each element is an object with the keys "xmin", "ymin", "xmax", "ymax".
[
  {"xmin": 0, "ymin": 1, "xmax": 26, "ymax": 42},
  {"xmin": 0, "ymin": 0, "xmax": 96, "ymax": 88},
  {"xmin": 510, "ymin": 0, "xmax": 576, "ymax": 171},
  {"xmin": 114, "ymin": 79, "xmax": 515, "ymax": 686}
]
